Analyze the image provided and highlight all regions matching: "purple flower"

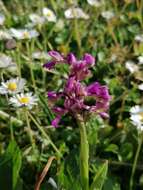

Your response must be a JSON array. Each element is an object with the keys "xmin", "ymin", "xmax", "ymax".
[
  {"xmin": 47, "ymin": 91, "xmax": 62, "ymax": 101},
  {"xmin": 99, "ymin": 86, "xmax": 111, "ymax": 100},
  {"xmin": 87, "ymin": 82, "xmax": 111, "ymax": 101},
  {"xmin": 52, "ymin": 117, "xmax": 61, "ymax": 128},
  {"xmin": 43, "ymin": 61, "xmax": 56, "ymax": 70},
  {"xmin": 99, "ymin": 112, "xmax": 109, "ymax": 118},
  {"xmin": 43, "ymin": 51, "xmax": 64, "ymax": 70},
  {"xmin": 66, "ymin": 53, "xmax": 77, "ymax": 65},
  {"xmin": 48, "ymin": 91, "xmax": 58, "ymax": 100},
  {"xmin": 44, "ymin": 51, "xmax": 110, "ymax": 127},
  {"xmin": 87, "ymin": 82, "xmax": 101, "ymax": 95},
  {"xmin": 48, "ymin": 50, "xmax": 64, "ymax": 62},
  {"xmin": 52, "ymin": 106, "xmax": 67, "ymax": 115},
  {"xmin": 83, "ymin": 53, "xmax": 95, "ymax": 66},
  {"xmin": 70, "ymin": 61, "xmax": 91, "ymax": 80}
]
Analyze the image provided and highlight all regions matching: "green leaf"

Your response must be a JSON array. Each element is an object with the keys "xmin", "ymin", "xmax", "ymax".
[
  {"xmin": 103, "ymin": 177, "xmax": 121, "ymax": 190},
  {"xmin": 120, "ymin": 143, "xmax": 133, "ymax": 161},
  {"xmin": 0, "ymin": 140, "xmax": 22, "ymax": 190},
  {"xmin": 90, "ymin": 161, "xmax": 108, "ymax": 190},
  {"xmin": 38, "ymin": 92, "xmax": 54, "ymax": 122},
  {"xmin": 105, "ymin": 144, "xmax": 119, "ymax": 154}
]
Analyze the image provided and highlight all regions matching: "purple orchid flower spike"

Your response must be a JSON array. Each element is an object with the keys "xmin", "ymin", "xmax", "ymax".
[
  {"xmin": 44, "ymin": 51, "xmax": 110, "ymax": 127},
  {"xmin": 44, "ymin": 51, "xmax": 111, "ymax": 190}
]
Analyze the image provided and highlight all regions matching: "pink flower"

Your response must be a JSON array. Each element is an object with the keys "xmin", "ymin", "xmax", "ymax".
[
  {"xmin": 44, "ymin": 51, "xmax": 110, "ymax": 127},
  {"xmin": 48, "ymin": 51, "xmax": 64, "ymax": 61}
]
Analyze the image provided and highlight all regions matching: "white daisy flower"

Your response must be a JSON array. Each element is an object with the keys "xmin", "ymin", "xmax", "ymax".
[
  {"xmin": 125, "ymin": 60, "xmax": 139, "ymax": 73},
  {"xmin": 0, "ymin": 14, "xmax": 5, "ymax": 25},
  {"xmin": 64, "ymin": 7, "xmax": 89, "ymax": 20},
  {"xmin": 42, "ymin": 8, "xmax": 56, "ymax": 22},
  {"xmin": 138, "ymin": 83, "xmax": 143, "ymax": 90},
  {"xmin": 130, "ymin": 105, "xmax": 143, "ymax": 114},
  {"xmin": 0, "ymin": 30, "xmax": 12, "ymax": 40},
  {"xmin": 29, "ymin": 13, "xmax": 45, "ymax": 26},
  {"xmin": 0, "ymin": 78, "xmax": 26, "ymax": 95},
  {"xmin": 137, "ymin": 55, "xmax": 143, "ymax": 65},
  {"xmin": 0, "ymin": 54, "xmax": 16, "ymax": 69},
  {"xmin": 10, "ymin": 28, "xmax": 39, "ymax": 40},
  {"xmin": 32, "ymin": 51, "xmax": 50, "ymax": 60},
  {"xmin": 101, "ymin": 11, "xmax": 115, "ymax": 20},
  {"xmin": 135, "ymin": 34, "xmax": 143, "ymax": 43},
  {"xmin": 130, "ymin": 105, "xmax": 143, "ymax": 132},
  {"xmin": 87, "ymin": 0, "xmax": 104, "ymax": 7},
  {"xmin": 9, "ymin": 92, "xmax": 38, "ymax": 109}
]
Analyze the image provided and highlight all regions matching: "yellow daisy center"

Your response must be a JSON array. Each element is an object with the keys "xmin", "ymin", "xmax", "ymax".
[
  {"xmin": 23, "ymin": 31, "xmax": 29, "ymax": 38},
  {"xmin": 19, "ymin": 97, "xmax": 30, "ymax": 104},
  {"xmin": 139, "ymin": 112, "xmax": 143, "ymax": 121},
  {"xmin": 7, "ymin": 82, "xmax": 17, "ymax": 91},
  {"xmin": 46, "ymin": 11, "xmax": 52, "ymax": 17}
]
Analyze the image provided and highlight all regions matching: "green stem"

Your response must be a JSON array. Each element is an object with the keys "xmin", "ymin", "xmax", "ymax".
[
  {"xmin": 74, "ymin": 18, "xmax": 82, "ymax": 56},
  {"xmin": 9, "ymin": 116, "xmax": 14, "ymax": 141},
  {"xmin": 26, "ymin": 41, "xmax": 37, "ymax": 92},
  {"xmin": 16, "ymin": 43, "xmax": 22, "ymax": 77},
  {"xmin": 129, "ymin": 133, "xmax": 143, "ymax": 190},
  {"xmin": 25, "ymin": 110, "xmax": 36, "ymax": 152},
  {"xmin": 76, "ymin": 114, "xmax": 89, "ymax": 190},
  {"xmin": 1, "ymin": 72, "xmax": 16, "ymax": 140},
  {"xmin": 28, "ymin": 111, "xmax": 62, "ymax": 158}
]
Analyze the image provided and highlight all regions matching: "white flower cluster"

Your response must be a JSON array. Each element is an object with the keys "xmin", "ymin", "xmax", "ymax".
[
  {"xmin": 87, "ymin": 0, "xmax": 104, "ymax": 7},
  {"xmin": 0, "ymin": 7, "xmax": 57, "ymax": 41},
  {"xmin": 64, "ymin": 7, "xmax": 89, "ymax": 20},
  {"xmin": 28, "ymin": 7, "xmax": 56, "ymax": 27},
  {"xmin": 0, "ymin": 78, "xmax": 37, "ymax": 109},
  {"xmin": 125, "ymin": 55, "xmax": 143, "ymax": 91},
  {"xmin": 130, "ymin": 105, "xmax": 143, "ymax": 132}
]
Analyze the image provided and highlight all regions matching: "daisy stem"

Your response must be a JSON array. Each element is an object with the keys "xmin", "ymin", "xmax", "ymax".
[
  {"xmin": 28, "ymin": 111, "xmax": 62, "ymax": 158},
  {"xmin": 69, "ymin": 2, "xmax": 82, "ymax": 56},
  {"xmin": 16, "ymin": 43, "xmax": 22, "ymax": 77},
  {"xmin": 26, "ymin": 41, "xmax": 37, "ymax": 93},
  {"xmin": 3, "ymin": 89, "xmax": 15, "ymax": 141},
  {"xmin": 1, "ymin": 70, "xmax": 14, "ymax": 140},
  {"xmin": 73, "ymin": 18, "xmax": 82, "ymax": 56},
  {"xmin": 25, "ymin": 109, "xmax": 36, "ymax": 152},
  {"xmin": 129, "ymin": 133, "xmax": 143, "ymax": 190},
  {"xmin": 9, "ymin": 116, "xmax": 14, "ymax": 141},
  {"xmin": 75, "ymin": 114, "xmax": 89, "ymax": 190},
  {"xmin": 0, "ymin": 70, "xmax": 4, "ymax": 82}
]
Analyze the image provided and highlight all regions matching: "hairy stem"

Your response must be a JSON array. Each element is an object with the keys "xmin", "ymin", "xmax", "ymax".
[{"xmin": 76, "ymin": 114, "xmax": 89, "ymax": 190}]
